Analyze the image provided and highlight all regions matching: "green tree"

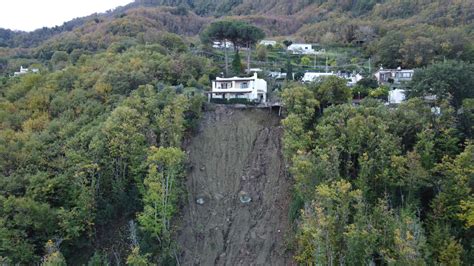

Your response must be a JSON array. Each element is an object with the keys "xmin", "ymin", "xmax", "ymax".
[
  {"xmin": 300, "ymin": 56, "xmax": 312, "ymax": 67},
  {"xmin": 315, "ymin": 76, "xmax": 352, "ymax": 108},
  {"xmin": 235, "ymin": 23, "xmax": 265, "ymax": 73},
  {"xmin": 51, "ymin": 51, "xmax": 69, "ymax": 70},
  {"xmin": 231, "ymin": 50, "xmax": 242, "ymax": 75},
  {"xmin": 256, "ymin": 45, "xmax": 267, "ymax": 62},
  {"xmin": 200, "ymin": 20, "xmax": 237, "ymax": 76},
  {"xmin": 138, "ymin": 147, "xmax": 185, "ymax": 239},
  {"xmin": 126, "ymin": 247, "xmax": 152, "ymax": 266},
  {"xmin": 42, "ymin": 240, "xmax": 66, "ymax": 266},
  {"xmin": 408, "ymin": 61, "xmax": 474, "ymax": 109}
]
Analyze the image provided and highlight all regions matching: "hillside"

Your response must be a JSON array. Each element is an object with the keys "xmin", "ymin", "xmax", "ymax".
[
  {"xmin": 0, "ymin": 0, "xmax": 473, "ymax": 264},
  {"xmin": 1, "ymin": 0, "xmax": 473, "ymax": 73}
]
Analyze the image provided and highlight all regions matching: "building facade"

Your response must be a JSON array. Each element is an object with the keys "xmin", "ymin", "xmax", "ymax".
[
  {"xmin": 210, "ymin": 73, "xmax": 267, "ymax": 103},
  {"xmin": 287, "ymin": 44, "xmax": 316, "ymax": 55},
  {"xmin": 374, "ymin": 67, "xmax": 414, "ymax": 89}
]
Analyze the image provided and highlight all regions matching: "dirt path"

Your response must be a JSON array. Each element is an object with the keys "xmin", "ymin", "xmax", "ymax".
[{"xmin": 176, "ymin": 106, "xmax": 294, "ymax": 265}]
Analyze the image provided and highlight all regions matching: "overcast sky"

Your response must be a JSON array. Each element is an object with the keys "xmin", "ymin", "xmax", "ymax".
[{"xmin": 0, "ymin": 0, "xmax": 134, "ymax": 31}]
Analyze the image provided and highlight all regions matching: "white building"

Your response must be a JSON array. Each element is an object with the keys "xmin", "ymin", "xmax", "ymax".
[
  {"xmin": 302, "ymin": 72, "xmax": 335, "ymax": 83},
  {"xmin": 14, "ymin": 66, "xmax": 39, "ymax": 76},
  {"xmin": 259, "ymin": 40, "xmax": 277, "ymax": 46},
  {"xmin": 210, "ymin": 73, "xmax": 267, "ymax": 103},
  {"xmin": 287, "ymin": 44, "xmax": 316, "ymax": 54},
  {"xmin": 388, "ymin": 89, "xmax": 406, "ymax": 104},
  {"xmin": 212, "ymin": 41, "xmax": 234, "ymax": 49},
  {"xmin": 268, "ymin": 71, "xmax": 287, "ymax": 80}
]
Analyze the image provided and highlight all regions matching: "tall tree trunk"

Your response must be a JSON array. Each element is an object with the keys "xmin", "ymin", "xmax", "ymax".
[
  {"xmin": 247, "ymin": 42, "xmax": 251, "ymax": 73},
  {"xmin": 224, "ymin": 39, "xmax": 229, "ymax": 77}
]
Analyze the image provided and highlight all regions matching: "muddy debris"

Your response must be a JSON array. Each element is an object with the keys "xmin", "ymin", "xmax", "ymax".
[{"xmin": 176, "ymin": 106, "xmax": 294, "ymax": 265}]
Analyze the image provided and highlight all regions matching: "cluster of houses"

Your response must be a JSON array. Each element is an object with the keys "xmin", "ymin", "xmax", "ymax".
[
  {"xmin": 212, "ymin": 39, "xmax": 324, "ymax": 55},
  {"xmin": 209, "ymin": 39, "xmax": 415, "ymax": 105},
  {"xmin": 208, "ymin": 66, "xmax": 415, "ymax": 105},
  {"xmin": 259, "ymin": 40, "xmax": 324, "ymax": 55}
]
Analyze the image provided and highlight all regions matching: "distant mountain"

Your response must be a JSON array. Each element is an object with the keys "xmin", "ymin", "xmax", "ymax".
[{"xmin": 1, "ymin": 0, "xmax": 473, "ymax": 70}]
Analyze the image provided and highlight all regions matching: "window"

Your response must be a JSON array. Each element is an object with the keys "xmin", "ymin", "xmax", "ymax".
[
  {"xmin": 240, "ymin": 82, "xmax": 248, "ymax": 89},
  {"xmin": 219, "ymin": 82, "xmax": 231, "ymax": 89}
]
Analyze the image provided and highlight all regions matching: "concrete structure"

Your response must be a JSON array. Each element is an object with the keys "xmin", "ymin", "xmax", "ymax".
[
  {"xmin": 210, "ymin": 73, "xmax": 267, "ymax": 103},
  {"xmin": 374, "ymin": 67, "xmax": 414, "ymax": 89},
  {"xmin": 287, "ymin": 44, "xmax": 316, "ymax": 55},
  {"xmin": 259, "ymin": 40, "xmax": 277, "ymax": 46}
]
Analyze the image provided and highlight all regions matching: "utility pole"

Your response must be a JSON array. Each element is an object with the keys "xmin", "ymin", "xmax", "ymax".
[
  {"xmin": 325, "ymin": 56, "xmax": 329, "ymax": 73},
  {"xmin": 314, "ymin": 52, "xmax": 317, "ymax": 70},
  {"xmin": 368, "ymin": 57, "xmax": 371, "ymax": 74}
]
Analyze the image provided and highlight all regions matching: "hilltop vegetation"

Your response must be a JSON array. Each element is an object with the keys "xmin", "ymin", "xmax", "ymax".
[{"xmin": 2, "ymin": 0, "xmax": 473, "ymax": 75}]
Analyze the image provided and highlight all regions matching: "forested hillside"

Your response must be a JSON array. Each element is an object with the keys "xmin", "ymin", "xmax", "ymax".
[
  {"xmin": 2, "ymin": 0, "xmax": 473, "ymax": 74},
  {"xmin": 281, "ymin": 67, "xmax": 474, "ymax": 264},
  {"xmin": 0, "ymin": 0, "xmax": 473, "ymax": 264},
  {"xmin": 0, "ymin": 34, "xmax": 216, "ymax": 263}
]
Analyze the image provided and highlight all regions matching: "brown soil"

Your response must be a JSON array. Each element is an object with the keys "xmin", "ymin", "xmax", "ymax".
[{"xmin": 176, "ymin": 106, "xmax": 294, "ymax": 265}]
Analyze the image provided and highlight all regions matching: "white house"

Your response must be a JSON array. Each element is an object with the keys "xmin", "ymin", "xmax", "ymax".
[
  {"xmin": 268, "ymin": 71, "xmax": 287, "ymax": 80},
  {"xmin": 287, "ymin": 44, "xmax": 316, "ymax": 54},
  {"xmin": 302, "ymin": 72, "xmax": 335, "ymax": 83},
  {"xmin": 210, "ymin": 73, "xmax": 267, "ymax": 103},
  {"xmin": 259, "ymin": 40, "xmax": 277, "ymax": 46},
  {"xmin": 388, "ymin": 89, "xmax": 406, "ymax": 104},
  {"xmin": 336, "ymin": 72, "xmax": 363, "ymax": 87},
  {"xmin": 14, "ymin": 66, "xmax": 39, "ymax": 76},
  {"xmin": 212, "ymin": 41, "xmax": 234, "ymax": 49},
  {"xmin": 374, "ymin": 67, "xmax": 414, "ymax": 89}
]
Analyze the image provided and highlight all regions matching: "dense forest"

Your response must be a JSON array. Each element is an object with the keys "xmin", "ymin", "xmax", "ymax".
[
  {"xmin": 0, "ymin": 0, "xmax": 473, "ymax": 264},
  {"xmin": 0, "ymin": 33, "xmax": 216, "ymax": 263},
  {"xmin": 281, "ymin": 65, "xmax": 474, "ymax": 264}
]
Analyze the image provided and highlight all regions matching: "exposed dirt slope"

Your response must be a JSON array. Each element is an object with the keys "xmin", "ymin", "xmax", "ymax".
[{"xmin": 176, "ymin": 106, "xmax": 294, "ymax": 265}]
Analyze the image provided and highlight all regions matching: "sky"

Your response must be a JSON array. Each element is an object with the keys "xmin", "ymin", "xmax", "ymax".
[{"xmin": 0, "ymin": 0, "xmax": 134, "ymax": 31}]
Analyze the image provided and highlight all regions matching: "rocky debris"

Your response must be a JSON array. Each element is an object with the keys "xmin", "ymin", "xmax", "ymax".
[{"xmin": 238, "ymin": 191, "xmax": 252, "ymax": 204}]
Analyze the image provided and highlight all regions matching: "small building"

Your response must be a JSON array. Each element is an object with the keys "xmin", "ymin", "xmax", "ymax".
[
  {"xmin": 302, "ymin": 72, "xmax": 335, "ymax": 83},
  {"xmin": 388, "ymin": 89, "xmax": 406, "ymax": 104},
  {"xmin": 247, "ymin": 68, "xmax": 263, "ymax": 73},
  {"xmin": 287, "ymin": 44, "xmax": 316, "ymax": 55},
  {"xmin": 14, "ymin": 66, "xmax": 39, "ymax": 76},
  {"xmin": 210, "ymin": 73, "xmax": 267, "ymax": 103},
  {"xmin": 268, "ymin": 71, "xmax": 287, "ymax": 80},
  {"xmin": 336, "ymin": 72, "xmax": 363, "ymax": 87},
  {"xmin": 212, "ymin": 41, "xmax": 234, "ymax": 49},
  {"xmin": 374, "ymin": 67, "xmax": 414, "ymax": 89},
  {"xmin": 259, "ymin": 40, "xmax": 277, "ymax": 46}
]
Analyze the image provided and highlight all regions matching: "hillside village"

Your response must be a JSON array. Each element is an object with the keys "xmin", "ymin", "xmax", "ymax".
[{"xmin": 207, "ymin": 38, "xmax": 414, "ymax": 106}]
